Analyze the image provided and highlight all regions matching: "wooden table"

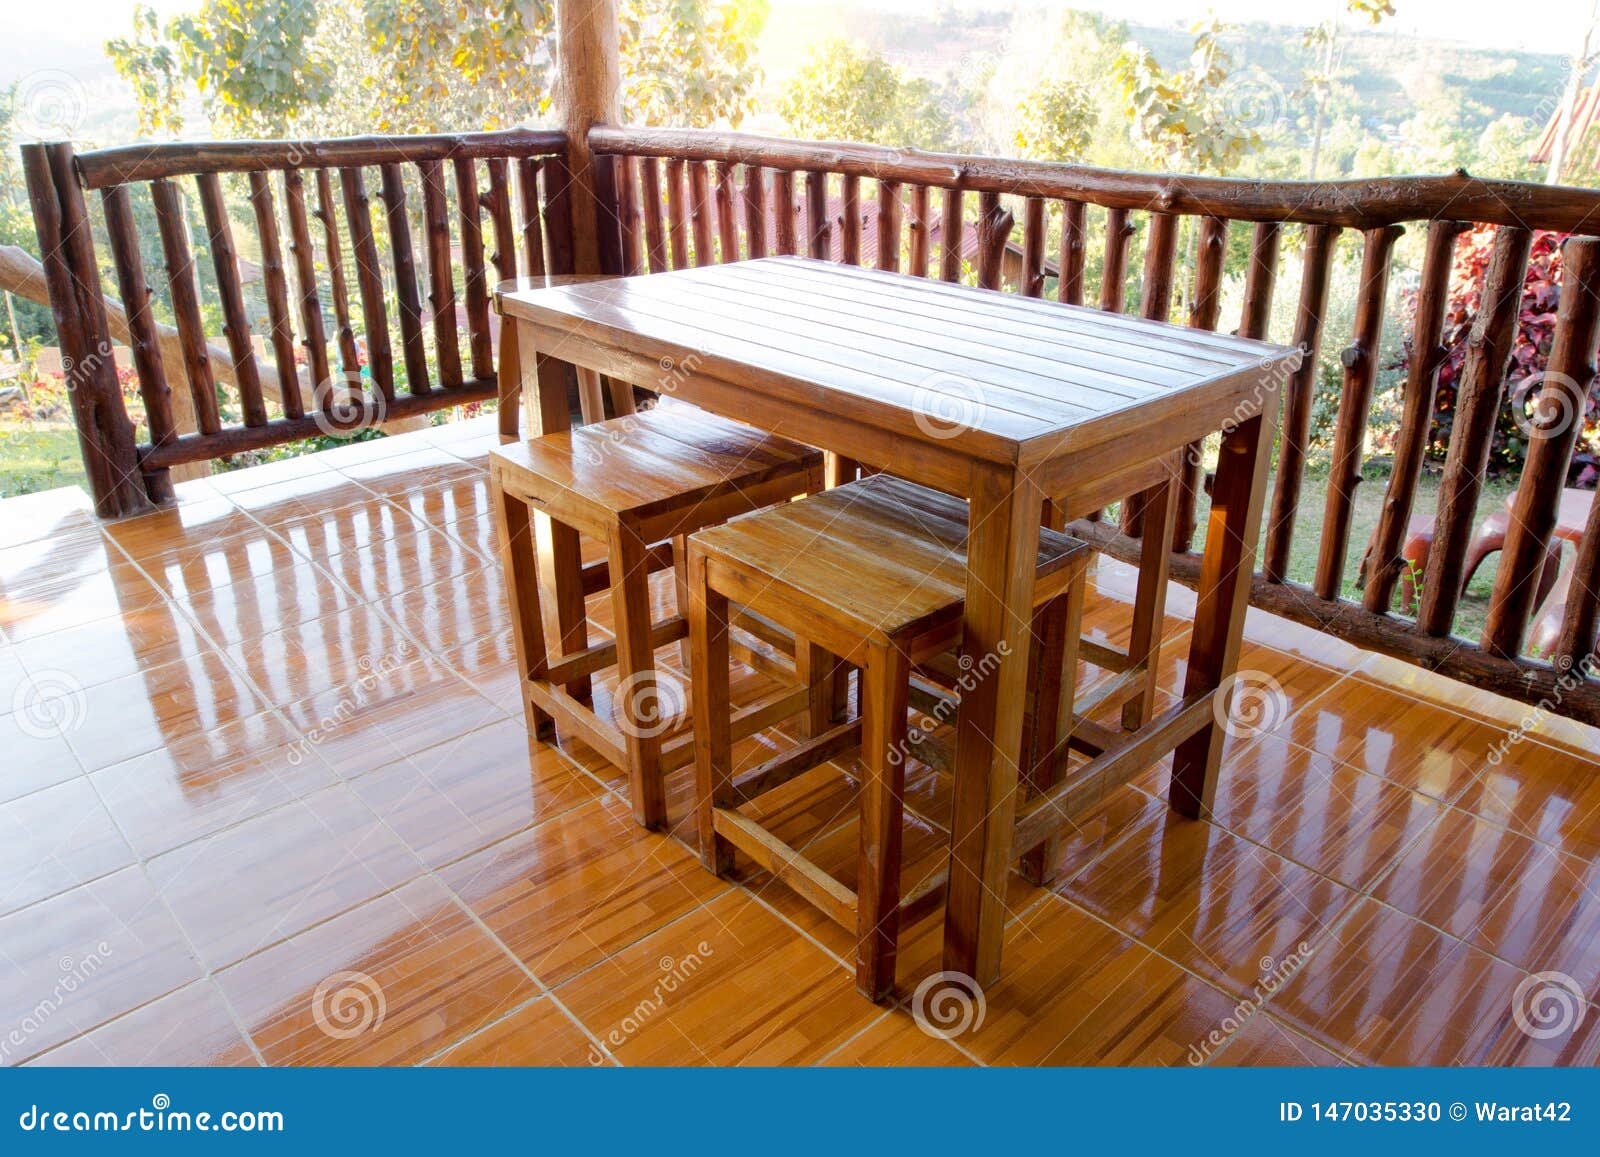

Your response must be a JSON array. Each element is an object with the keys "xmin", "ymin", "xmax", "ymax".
[{"xmin": 498, "ymin": 256, "xmax": 1299, "ymax": 986}]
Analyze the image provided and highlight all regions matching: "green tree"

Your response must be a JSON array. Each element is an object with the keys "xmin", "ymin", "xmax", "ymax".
[
  {"xmin": 106, "ymin": 6, "xmax": 185, "ymax": 137},
  {"xmin": 1012, "ymin": 77, "xmax": 1093, "ymax": 161},
  {"xmin": 1115, "ymin": 19, "xmax": 1258, "ymax": 174},
  {"xmin": 779, "ymin": 38, "xmax": 903, "ymax": 144},
  {"xmin": 621, "ymin": 0, "xmax": 767, "ymax": 128}
]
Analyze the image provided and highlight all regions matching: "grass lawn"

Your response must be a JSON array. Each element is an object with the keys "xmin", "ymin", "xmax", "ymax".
[{"xmin": 0, "ymin": 422, "xmax": 87, "ymax": 500}]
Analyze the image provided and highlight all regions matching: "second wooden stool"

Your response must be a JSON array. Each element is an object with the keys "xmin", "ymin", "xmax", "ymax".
[{"xmin": 686, "ymin": 474, "xmax": 1092, "ymax": 1000}]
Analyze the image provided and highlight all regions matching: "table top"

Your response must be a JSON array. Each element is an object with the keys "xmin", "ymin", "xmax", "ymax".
[{"xmin": 499, "ymin": 256, "xmax": 1300, "ymax": 468}]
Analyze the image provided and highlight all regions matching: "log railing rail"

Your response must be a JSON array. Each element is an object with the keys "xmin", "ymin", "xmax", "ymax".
[
  {"xmin": 22, "ymin": 128, "xmax": 571, "ymax": 516},
  {"xmin": 587, "ymin": 124, "xmax": 1600, "ymax": 726}
]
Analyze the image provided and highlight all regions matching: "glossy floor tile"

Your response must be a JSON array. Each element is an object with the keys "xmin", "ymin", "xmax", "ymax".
[{"xmin": 6, "ymin": 421, "xmax": 1600, "ymax": 1068}]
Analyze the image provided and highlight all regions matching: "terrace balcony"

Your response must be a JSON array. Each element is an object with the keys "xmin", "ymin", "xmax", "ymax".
[{"xmin": 6, "ymin": 2, "xmax": 1600, "ymax": 1069}]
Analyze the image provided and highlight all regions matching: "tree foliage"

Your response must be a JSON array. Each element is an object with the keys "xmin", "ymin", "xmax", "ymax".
[
  {"xmin": 1115, "ymin": 18, "xmax": 1258, "ymax": 174},
  {"xmin": 1012, "ymin": 76, "xmax": 1094, "ymax": 162},
  {"xmin": 106, "ymin": 0, "xmax": 766, "ymax": 138},
  {"xmin": 778, "ymin": 38, "xmax": 951, "ymax": 149}
]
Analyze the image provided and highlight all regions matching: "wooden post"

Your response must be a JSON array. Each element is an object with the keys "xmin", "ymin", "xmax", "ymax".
[
  {"xmin": 554, "ymin": 0, "xmax": 621, "ymax": 277},
  {"xmin": 22, "ymin": 143, "xmax": 153, "ymax": 517}
]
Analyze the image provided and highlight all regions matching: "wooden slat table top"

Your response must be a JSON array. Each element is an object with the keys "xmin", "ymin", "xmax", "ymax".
[{"xmin": 498, "ymin": 256, "xmax": 1300, "ymax": 469}]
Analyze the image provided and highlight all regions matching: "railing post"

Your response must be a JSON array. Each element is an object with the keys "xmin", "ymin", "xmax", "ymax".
[
  {"xmin": 555, "ymin": 0, "xmax": 621, "ymax": 276},
  {"xmin": 21, "ymin": 142, "xmax": 154, "ymax": 518}
]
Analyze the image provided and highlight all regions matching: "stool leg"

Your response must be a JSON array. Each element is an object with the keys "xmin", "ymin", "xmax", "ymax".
[
  {"xmin": 1123, "ymin": 475, "xmax": 1176, "ymax": 732},
  {"xmin": 491, "ymin": 477, "xmax": 553, "ymax": 739},
  {"xmin": 608, "ymin": 522, "xmax": 668, "ymax": 830},
  {"xmin": 856, "ymin": 641, "xmax": 909, "ymax": 1001},
  {"xmin": 1019, "ymin": 573, "xmax": 1085, "ymax": 887},
  {"xmin": 689, "ymin": 549, "xmax": 736, "ymax": 876},
  {"xmin": 672, "ymin": 532, "xmax": 693, "ymax": 670},
  {"xmin": 536, "ymin": 512, "xmax": 591, "ymax": 704},
  {"xmin": 796, "ymin": 639, "xmax": 835, "ymax": 740}
]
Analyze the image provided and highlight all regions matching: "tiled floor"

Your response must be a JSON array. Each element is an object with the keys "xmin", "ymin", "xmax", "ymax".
[{"xmin": 3, "ymin": 415, "xmax": 1599, "ymax": 1067}]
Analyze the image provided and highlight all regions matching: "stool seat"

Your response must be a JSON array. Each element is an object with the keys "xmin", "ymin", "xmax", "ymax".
[
  {"xmin": 491, "ymin": 401, "xmax": 822, "ymax": 543},
  {"xmin": 694, "ymin": 473, "xmax": 1091, "ymax": 654}
]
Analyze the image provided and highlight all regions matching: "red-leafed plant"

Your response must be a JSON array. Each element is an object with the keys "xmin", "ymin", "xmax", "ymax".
[{"xmin": 1396, "ymin": 226, "xmax": 1598, "ymax": 485}]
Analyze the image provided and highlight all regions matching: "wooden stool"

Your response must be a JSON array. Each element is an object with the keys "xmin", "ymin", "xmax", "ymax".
[
  {"xmin": 686, "ymin": 475, "xmax": 1092, "ymax": 1000},
  {"xmin": 489, "ymin": 403, "xmax": 824, "ymax": 829}
]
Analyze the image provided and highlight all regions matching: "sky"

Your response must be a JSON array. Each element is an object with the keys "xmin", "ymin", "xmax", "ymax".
[{"xmin": 4, "ymin": 0, "xmax": 1596, "ymax": 88}]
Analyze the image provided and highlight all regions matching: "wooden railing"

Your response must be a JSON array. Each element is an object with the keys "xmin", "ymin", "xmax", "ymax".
[
  {"xmin": 21, "ymin": 129, "xmax": 572, "ymax": 514},
  {"xmin": 587, "ymin": 125, "xmax": 1600, "ymax": 725}
]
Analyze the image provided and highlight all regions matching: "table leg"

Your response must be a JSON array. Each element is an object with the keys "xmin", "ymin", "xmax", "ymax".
[
  {"xmin": 490, "ymin": 475, "xmax": 552, "ymax": 739},
  {"xmin": 526, "ymin": 338, "xmax": 591, "ymax": 702},
  {"xmin": 1170, "ymin": 414, "xmax": 1275, "ymax": 819},
  {"xmin": 496, "ymin": 315, "xmax": 521, "ymax": 443},
  {"xmin": 944, "ymin": 462, "xmax": 1042, "ymax": 987}
]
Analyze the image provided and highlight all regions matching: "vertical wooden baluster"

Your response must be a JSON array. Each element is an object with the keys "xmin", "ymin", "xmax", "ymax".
[
  {"xmin": 1262, "ymin": 223, "xmax": 1340, "ymax": 583},
  {"xmin": 939, "ymin": 187, "xmax": 964, "ymax": 282},
  {"xmin": 638, "ymin": 155, "xmax": 668, "ymax": 273},
  {"xmin": 614, "ymin": 154, "xmax": 643, "ymax": 275},
  {"xmin": 282, "ymin": 170, "xmax": 331, "ymax": 410},
  {"xmin": 453, "ymin": 157, "xmax": 494, "ymax": 380},
  {"xmin": 1238, "ymin": 221, "xmax": 1281, "ymax": 340},
  {"xmin": 840, "ymin": 174, "xmax": 862, "ymax": 265},
  {"xmin": 150, "ymin": 178, "xmax": 221, "ymax": 434},
  {"xmin": 1171, "ymin": 215, "xmax": 1229, "ymax": 550},
  {"xmin": 1364, "ymin": 220, "xmax": 1463, "ymax": 612},
  {"xmin": 663, "ymin": 158, "xmax": 689, "ymax": 267},
  {"xmin": 24, "ymin": 146, "xmax": 148, "ymax": 514},
  {"xmin": 743, "ymin": 165, "xmax": 768, "ymax": 260},
  {"xmin": 245, "ymin": 172, "xmax": 303, "ymax": 418},
  {"xmin": 1558, "ymin": 490, "xmax": 1600, "ymax": 667},
  {"xmin": 1484, "ymin": 237, "xmax": 1600, "ymax": 658},
  {"xmin": 314, "ymin": 169, "xmax": 361, "ymax": 384},
  {"xmin": 771, "ymin": 169, "xmax": 797, "ymax": 256},
  {"xmin": 1418, "ymin": 226, "xmax": 1535, "ymax": 635},
  {"xmin": 417, "ymin": 160, "xmax": 463, "ymax": 390},
  {"xmin": 1099, "ymin": 207, "xmax": 1134, "ymax": 312},
  {"xmin": 101, "ymin": 185, "xmax": 177, "ymax": 454},
  {"xmin": 379, "ymin": 163, "xmax": 429, "ymax": 395},
  {"xmin": 712, "ymin": 162, "xmax": 739, "ymax": 262},
  {"xmin": 907, "ymin": 185, "xmax": 930, "ymax": 277},
  {"xmin": 591, "ymin": 153, "xmax": 623, "ymax": 275},
  {"xmin": 805, "ymin": 171, "xmax": 830, "ymax": 260},
  {"xmin": 976, "ymin": 191, "xmax": 1011, "ymax": 291},
  {"xmin": 542, "ymin": 152, "xmax": 576, "ymax": 276},
  {"xmin": 876, "ymin": 180, "xmax": 901, "ymax": 272},
  {"xmin": 1020, "ymin": 197, "xmax": 1046, "ymax": 297},
  {"xmin": 515, "ymin": 158, "xmax": 547, "ymax": 281},
  {"xmin": 1057, "ymin": 200, "xmax": 1085, "ymax": 304},
  {"xmin": 195, "ymin": 173, "xmax": 268, "ymax": 426},
  {"xmin": 688, "ymin": 160, "xmax": 715, "ymax": 266},
  {"xmin": 1118, "ymin": 211, "xmax": 1179, "ymax": 537},
  {"xmin": 1314, "ymin": 224, "xmax": 1404, "ymax": 600},
  {"xmin": 338, "ymin": 167, "xmax": 395, "ymax": 402},
  {"xmin": 485, "ymin": 158, "xmax": 517, "ymax": 285}
]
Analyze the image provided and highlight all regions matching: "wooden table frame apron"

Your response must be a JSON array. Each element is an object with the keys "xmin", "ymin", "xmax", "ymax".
[{"xmin": 497, "ymin": 307, "xmax": 1283, "ymax": 989}]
